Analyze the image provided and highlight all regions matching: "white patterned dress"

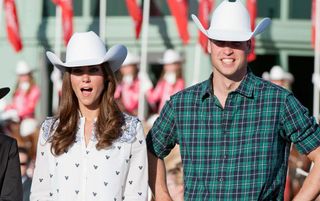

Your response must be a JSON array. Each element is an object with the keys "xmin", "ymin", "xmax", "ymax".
[{"xmin": 30, "ymin": 114, "xmax": 148, "ymax": 201}]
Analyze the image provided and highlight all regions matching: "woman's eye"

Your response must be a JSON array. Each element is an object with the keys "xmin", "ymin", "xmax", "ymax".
[
  {"xmin": 72, "ymin": 68, "xmax": 83, "ymax": 74},
  {"xmin": 89, "ymin": 67, "xmax": 100, "ymax": 73}
]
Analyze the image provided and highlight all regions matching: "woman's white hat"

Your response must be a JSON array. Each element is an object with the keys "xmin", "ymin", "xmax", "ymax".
[
  {"xmin": 160, "ymin": 49, "xmax": 183, "ymax": 65},
  {"xmin": 16, "ymin": 60, "xmax": 32, "ymax": 75},
  {"xmin": 262, "ymin": 65, "xmax": 294, "ymax": 82},
  {"xmin": 191, "ymin": 0, "xmax": 271, "ymax": 42},
  {"xmin": 46, "ymin": 31, "xmax": 127, "ymax": 72},
  {"xmin": 122, "ymin": 52, "xmax": 140, "ymax": 66}
]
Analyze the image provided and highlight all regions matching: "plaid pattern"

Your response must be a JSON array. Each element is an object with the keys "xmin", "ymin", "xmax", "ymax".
[{"xmin": 146, "ymin": 71, "xmax": 320, "ymax": 201}]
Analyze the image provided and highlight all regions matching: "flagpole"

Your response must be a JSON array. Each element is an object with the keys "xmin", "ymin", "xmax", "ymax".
[
  {"xmin": 0, "ymin": 0, "xmax": 3, "ymax": 35},
  {"xmin": 313, "ymin": 0, "xmax": 320, "ymax": 120},
  {"xmin": 192, "ymin": 44, "xmax": 202, "ymax": 85},
  {"xmin": 99, "ymin": 0, "xmax": 106, "ymax": 41},
  {"xmin": 52, "ymin": 5, "xmax": 62, "ymax": 114},
  {"xmin": 138, "ymin": 0, "xmax": 150, "ymax": 121}
]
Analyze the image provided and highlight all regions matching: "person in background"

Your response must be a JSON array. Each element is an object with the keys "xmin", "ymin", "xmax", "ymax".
[
  {"xmin": 5, "ymin": 60, "xmax": 41, "ymax": 120},
  {"xmin": 20, "ymin": 118, "xmax": 39, "ymax": 160},
  {"xmin": 146, "ymin": 49, "xmax": 185, "ymax": 114},
  {"xmin": 0, "ymin": 87, "xmax": 23, "ymax": 201},
  {"xmin": 30, "ymin": 31, "xmax": 148, "ymax": 201},
  {"xmin": 19, "ymin": 147, "xmax": 32, "ymax": 201},
  {"xmin": 262, "ymin": 65, "xmax": 294, "ymax": 90},
  {"xmin": 147, "ymin": 0, "xmax": 320, "ymax": 200},
  {"xmin": 115, "ymin": 52, "xmax": 141, "ymax": 116}
]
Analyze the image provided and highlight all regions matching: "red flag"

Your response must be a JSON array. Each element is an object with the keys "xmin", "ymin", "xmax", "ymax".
[
  {"xmin": 4, "ymin": 0, "xmax": 22, "ymax": 52},
  {"xmin": 52, "ymin": 0, "xmax": 73, "ymax": 46},
  {"xmin": 125, "ymin": 0, "xmax": 143, "ymax": 39},
  {"xmin": 198, "ymin": 0, "xmax": 214, "ymax": 53},
  {"xmin": 167, "ymin": 0, "xmax": 189, "ymax": 44},
  {"xmin": 247, "ymin": 0, "xmax": 256, "ymax": 62},
  {"xmin": 312, "ymin": 0, "xmax": 316, "ymax": 48}
]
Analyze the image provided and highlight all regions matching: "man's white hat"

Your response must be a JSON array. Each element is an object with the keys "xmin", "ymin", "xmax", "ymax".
[
  {"xmin": 191, "ymin": 0, "xmax": 271, "ymax": 41},
  {"xmin": 46, "ymin": 31, "xmax": 127, "ymax": 72},
  {"xmin": 20, "ymin": 118, "xmax": 38, "ymax": 137},
  {"xmin": 262, "ymin": 65, "xmax": 294, "ymax": 82},
  {"xmin": 122, "ymin": 52, "xmax": 140, "ymax": 66},
  {"xmin": 160, "ymin": 49, "xmax": 183, "ymax": 65},
  {"xmin": 16, "ymin": 60, "xmax": 32, "ymax": 75}
]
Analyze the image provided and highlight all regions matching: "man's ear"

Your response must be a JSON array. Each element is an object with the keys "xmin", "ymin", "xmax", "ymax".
[{"xmin": 207, "ymin": 39, "xmax": 212, "ymax": 54}]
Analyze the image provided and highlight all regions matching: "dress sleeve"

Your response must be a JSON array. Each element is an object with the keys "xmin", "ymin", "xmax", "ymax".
[
  {"xmin": 0, "ymin": 139, "xmax": 23, "ymax": 201},
  {"xmin": 30, "ymin": 122, "xmax": 54, "ymax": 201},
  {"xmin": 123, "ymin": 122, "xmax": 148, "ymax": 201}
]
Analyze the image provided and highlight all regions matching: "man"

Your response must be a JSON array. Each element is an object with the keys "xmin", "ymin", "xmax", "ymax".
[
  {"xmin": 18, "ymin": 147, "xmax": 32, "ymax": 201},
  {"xmin": 146, "ymin": 0, "xmax": 320, "ymax": 200},
  {"xmin": 0, "ymin": 87, "xmax": 23, "ymax": 201}
]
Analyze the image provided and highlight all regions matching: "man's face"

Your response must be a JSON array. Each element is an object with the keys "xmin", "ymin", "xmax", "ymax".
[{"xmin": 208, "ymin": 39, "xmax": 250, "ymax": 81}]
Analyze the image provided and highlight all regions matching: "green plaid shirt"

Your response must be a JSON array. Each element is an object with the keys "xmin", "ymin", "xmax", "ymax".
[{"xmin": 146, "ymin": 71, "xmax": 320, "ymax": 201}]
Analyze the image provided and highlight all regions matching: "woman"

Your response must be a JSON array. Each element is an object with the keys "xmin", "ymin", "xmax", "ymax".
[
  {"xmin": 146, "ymin": 49, "xmax": 185, "ymax": 114},
  {"xmin": 30, "ymin": 31, "xmax": 148, "ymax": 201},
  {"xmin": 5, "ymin": 60, "xmax": 41, "ymax": 120},
  {"xmin": 114, "ymin": 52, "xmax": 140, "ymax": 116}
]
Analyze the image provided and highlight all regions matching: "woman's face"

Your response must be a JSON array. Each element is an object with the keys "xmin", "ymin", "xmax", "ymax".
[{"xmin": 70, "ymin": 65, "xmax": 105, "ymax": 110}]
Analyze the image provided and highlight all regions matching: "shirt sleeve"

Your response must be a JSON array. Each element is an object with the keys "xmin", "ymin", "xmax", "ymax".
[
  {"xmin": 281, "ymin": 93, "xmax": 320, "ymax": 154},
  {"xmin": 0, "ymin": 139, "xmax": 23, "ymax": 201},
  {"xmin": 123, "ymin": 122, "xmax": 148, "ymax": 201},
  {"xmin": 30, "ymin": 124, "xmax": 53, "ymax": 201},
  {"xmin": 146, "ymin": 99, "xmax": 178, "ymax": 159}
]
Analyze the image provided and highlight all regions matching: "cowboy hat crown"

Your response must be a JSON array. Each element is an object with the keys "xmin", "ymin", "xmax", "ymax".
[
  {"xmin": 192, "ymin": 0, "xmax": 271, "ymax": 41},
  {"xmin": 160, "ymin": 49, "xmax": 183, "ymax": 65},
  {"xmin": 46, "ymin": 31, "xmax": 127, "ymax": 72}
]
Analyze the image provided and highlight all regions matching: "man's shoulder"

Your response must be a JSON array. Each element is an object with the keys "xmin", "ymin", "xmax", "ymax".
[
  {"xmin": 0, "ymin": 134, "xmax": 15, "ymax": 145},
  {"xmin": 171, "ymin": 80, "xmax": 207, "ymax": 100},
  {"xmin": 252, "ymin": 74, "xmax": 291, "ymax": 95}
]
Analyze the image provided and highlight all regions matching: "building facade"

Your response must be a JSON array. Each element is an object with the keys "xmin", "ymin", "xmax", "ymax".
[{"xmin": 0, "ymin": 0, "xmax": 315, "ymax": 120}]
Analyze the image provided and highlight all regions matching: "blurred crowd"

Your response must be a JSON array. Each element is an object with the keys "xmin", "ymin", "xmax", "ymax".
[{"xmin": 0, "ymin": 52, "xmax": 314, "ymax": 201}]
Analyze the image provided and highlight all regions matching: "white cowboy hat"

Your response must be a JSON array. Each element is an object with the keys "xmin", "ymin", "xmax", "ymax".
[
  {"xmin": 191, "ymin": 0, "xmax": 271, "ymax": 41},
  {"xmin": 160, "ymin": 49, "xmax": 183, "ymax": 65},
  {"xmin": 262, "ymin": 65, "xmax": 294, "ymax": 82},
  {"xmin": 122, "ymin": 52, "xmax": 140, "ymax": 66},
  {"xmin": 16, "ymin": 60, "xmax": 32, "ymax": 75},
  {"xmin": 46, "ymin": 31, "xmax": 127, "ymax": 72},
  {"xmin": 20, "ymin": 118, "xmax": 38, "ymax": 137}
]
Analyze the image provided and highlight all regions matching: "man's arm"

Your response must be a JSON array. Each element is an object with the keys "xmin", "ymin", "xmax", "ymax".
[
  {"xmin": 148, "ymin": 150, "xmax": 173, "ymax": 201},
  {"xmin": 1, "ymin": 139, "xmax": 23, "ymax": 201},
  {"xmin": 293, "ymin": 146, "xmax": 320, "ymax": 201}
]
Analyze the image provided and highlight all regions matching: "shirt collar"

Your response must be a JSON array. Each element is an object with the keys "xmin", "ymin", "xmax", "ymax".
[
  {"xmin": 235, "ymin": 70, "xmax": 255, "ymax": 98},
  {"xmin": 201, "ymin": 69, "xmax": 255, "ymax": 100}
]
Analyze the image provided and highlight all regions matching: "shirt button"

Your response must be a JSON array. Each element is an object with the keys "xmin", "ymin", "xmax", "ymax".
[{"xmin": 219, "ymin": 178, "xmax": 224, "ymax": 182}]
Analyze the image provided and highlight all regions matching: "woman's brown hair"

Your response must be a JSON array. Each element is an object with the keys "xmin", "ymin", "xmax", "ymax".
[{"xmin": 50, "ymin": 63, "xmax": 124, "ymax": 156}]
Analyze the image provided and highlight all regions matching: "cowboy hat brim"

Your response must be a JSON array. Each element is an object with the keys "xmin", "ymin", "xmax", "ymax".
[
  {"xmin": 191, "ymin": 14, "xmax": 271, "ymax": 41},
  {"xmin": 46, "ymin": 44, "xmax": 127, "ymax": 72},
  {"xmin": 0, "ymin": 87, "xmax": 10, "ymax": 99}
]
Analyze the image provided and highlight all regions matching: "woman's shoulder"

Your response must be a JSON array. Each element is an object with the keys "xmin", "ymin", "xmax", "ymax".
[
  {"xmin": 40, "ymin": 116, "xmax": 59, "ymax": 141},
  {"xmin": 117, "ymin": 113, "xmax": 141, "ymax": 143}
]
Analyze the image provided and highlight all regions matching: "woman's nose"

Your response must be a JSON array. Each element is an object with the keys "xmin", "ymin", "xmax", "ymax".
[{"xmin": 82, "ymin": 73, "xmax": 90, "ymax": 82}]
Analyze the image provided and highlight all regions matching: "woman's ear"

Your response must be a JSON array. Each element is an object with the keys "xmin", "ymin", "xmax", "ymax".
[
  {"xmin": 207, "ymin": 39, "xmax": 212, "ymax": 54},
  {"xmin": 246, "ymin": 40, "xmax": 252, "ymax": 54}
]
